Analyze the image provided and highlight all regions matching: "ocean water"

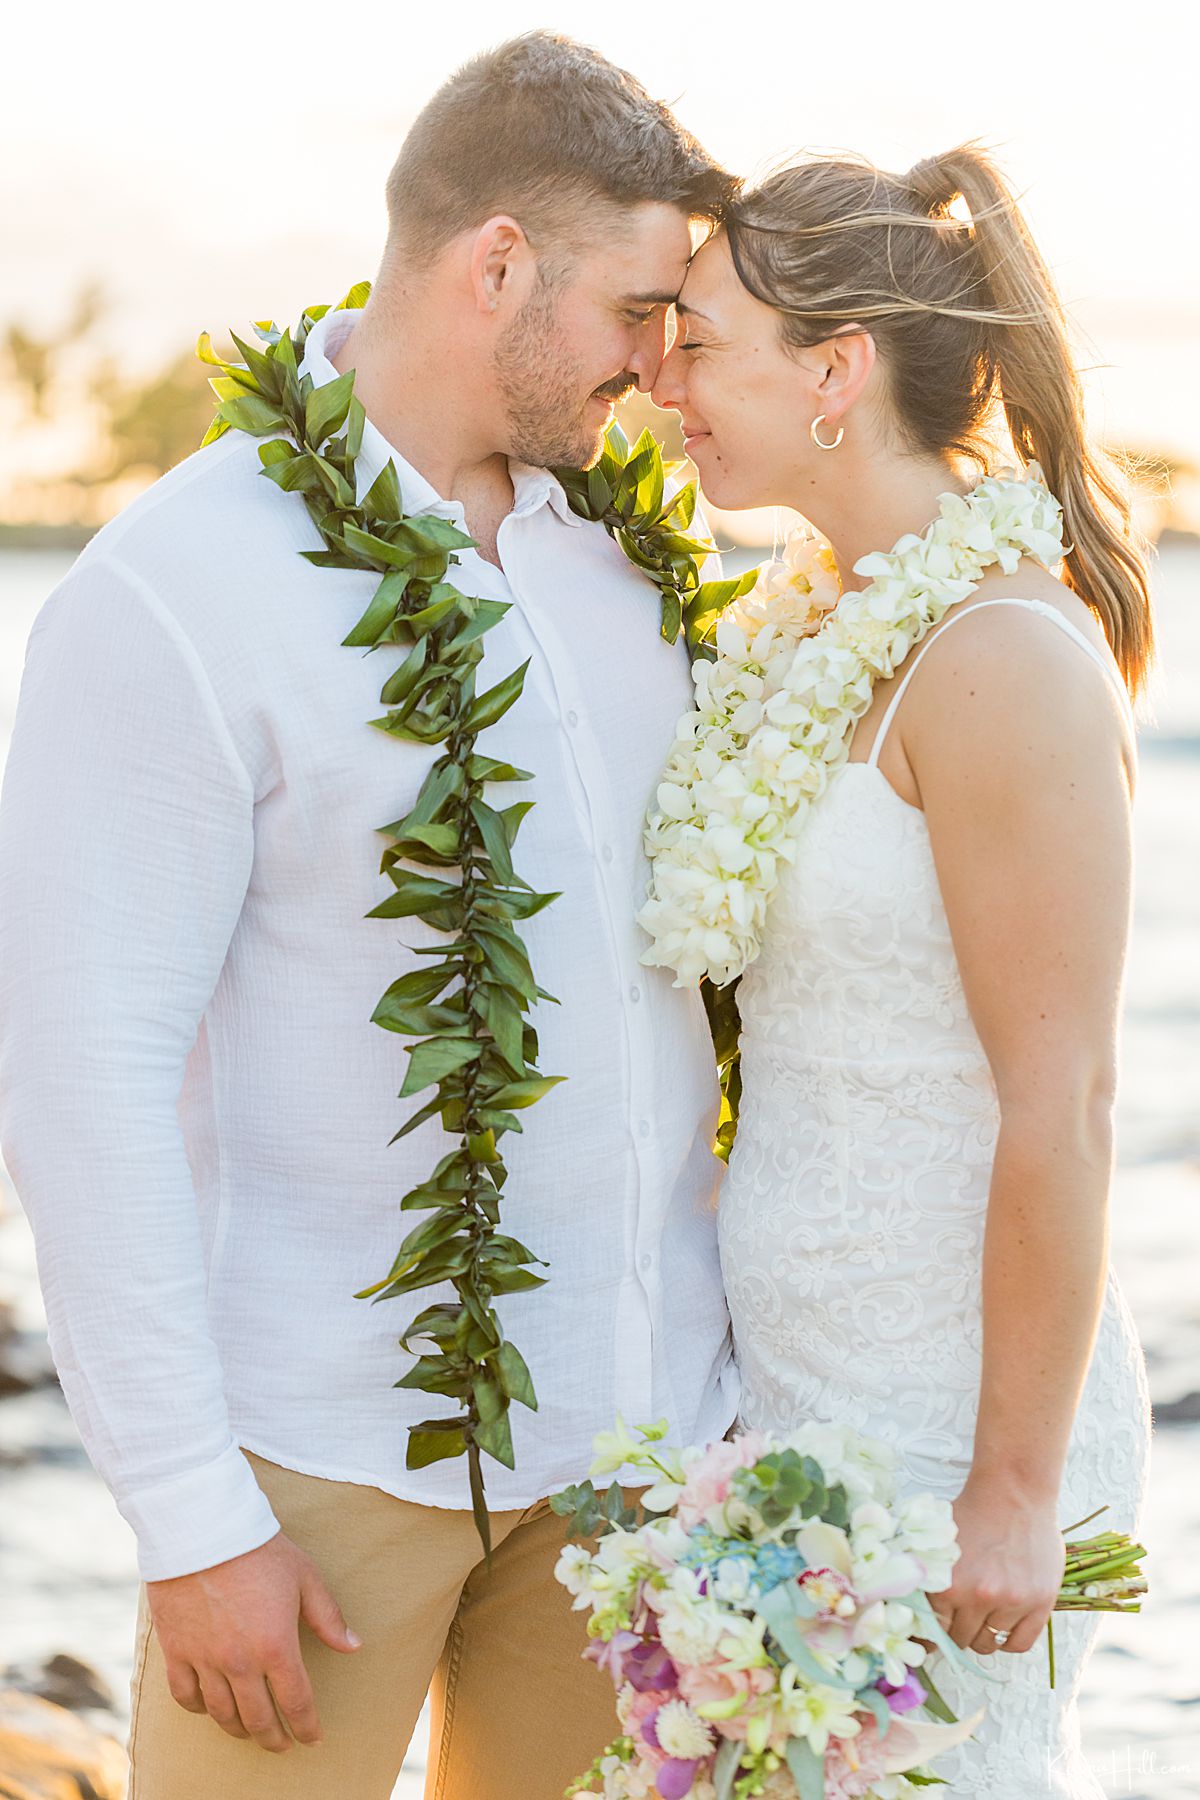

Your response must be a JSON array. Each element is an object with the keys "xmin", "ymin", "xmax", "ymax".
[{"xmin": 0, "ymin": 540, "xmax": 1197, "ymax": 1798}]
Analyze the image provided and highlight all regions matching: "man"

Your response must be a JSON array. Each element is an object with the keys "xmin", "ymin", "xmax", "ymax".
[{"xmin": 0, "ymin": 30, "xmax": 740, "ymax": 1800}]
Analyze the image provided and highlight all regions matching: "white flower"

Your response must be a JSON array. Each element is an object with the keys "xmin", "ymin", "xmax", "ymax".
[
  {"xmin": 655, "ymin": 1571, "xmax": 728, "ymax": 1664},
  {"xmin": 590, "ymin": 1414, "xmax": 641, "ymax": 1477},
  {"xmin": 554, "ymin": 1543, "xmax": 594, "ymax": 1605},
  {"xmin": 654, "ymin": 1699, "xmax": 716, "ymax": 1760},
  {"xmin": 778, "ymin": 1671, "xmax": 864, "ymax": 1755},
  {"xmin": 638, "ymin": 469, "xmax": 1065, "ymax": 986}
]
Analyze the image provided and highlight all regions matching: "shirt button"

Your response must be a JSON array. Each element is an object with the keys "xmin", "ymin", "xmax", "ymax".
[
  {"xmin": 566, "ymin": 709, "xmax": 579, "ymax": 728},
  {"xmin": 640, "ymin": 1253, "xmax": 654, "ymax": 1272},
  {"xmin": 602, "ymin": 844, "xmax": 614, "ymax": 864},
  {"xmin": 638, "ymin": 1120, "xmax": 651, "ymax": 1139},
  {"xmin": 629, "ymin": 984, "xmax": 641, "ymax": 1003}
]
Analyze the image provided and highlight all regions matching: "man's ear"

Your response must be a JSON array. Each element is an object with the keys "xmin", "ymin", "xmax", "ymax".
[
  {"xmin": 470, "ymin": 215, "xmax": 532, "ymax": 317},
  {"xmin": 814, "ymin": 328, "xmax": 877, "ymax": 425}
]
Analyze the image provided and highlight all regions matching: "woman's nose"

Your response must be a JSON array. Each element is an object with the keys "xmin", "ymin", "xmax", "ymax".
[{"xmin": 651, "ymin": 339, "xmax": 687, "ymax": 414}]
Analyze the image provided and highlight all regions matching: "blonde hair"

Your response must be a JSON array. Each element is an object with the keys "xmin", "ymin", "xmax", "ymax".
[{"xmin": 725, "ymin": 144, "xmax": 1155, "ymax": 695}]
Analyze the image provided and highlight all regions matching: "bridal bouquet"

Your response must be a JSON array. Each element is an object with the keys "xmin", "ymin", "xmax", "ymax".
[
  {"xmin": 552, "ymin": 1419, "xmax": 982, "ymax": 1800},
  {"xmin": 552, "ymin": 1420, "xmax": 1147, "ymax": 1800}
]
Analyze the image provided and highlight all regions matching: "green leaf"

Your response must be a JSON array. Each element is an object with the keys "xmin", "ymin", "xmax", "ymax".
[
  {"xmin": 586, "ymin": 465, "xmax": 613, "ymax": 515},
  {"xmin": 304, "ymin": 368, "xmax": 356, "ymax": 445},
  {"xmin": 342, "ymin": 569, "xmax": 410, "ymax": 647},
  {"xmin": 366, "ymin": 870, "xmax": 460, "ymax": 921},
  {"xmin": 484, "ymin": 985, "xmax": 526, "ymax": 1077},
  {"xmin": 463, "ymin": 661, "xmax": 530, "ymax": 734},
  {"xmin": 712, "ymin": 1738, "xmax": 744, "ymax": 1800},
  {"xmin": 398, "ymin": 1036, "xmax": 480, "ymax": 1098},
  {"xmin": 336, "ymin": 278, "xmax": 372, "ymax": 312},
  {"xmin": 474, "ymin": 923, "xmax": 536, "ymax": 998},
  {"xmin": 444, "ymin": 597, "xmax": 511, "ymax": 649},
  {"xmin": 395, "ymin": 1353, "xmax": 463, "ymax": 1395},
  {"xmin": 487, "ymin": 1076, "xmax": 565, "ymax": 1110},
  {"xmin": 371, "ymin": 994, "xmax": 466, "ymax": 1036},
  {"xmin": 911, "ymin": 1657, "xmax": 956, "ymax": 1724},
  {"xmin": 785, "ymin": 1737, "xmax": 825, "ymax": 1800},
  {"xmin": 494, "ymin": 1340, "xmax": 538, "ymax": 1410},
  {"xmin": 474, "ymin": 1409, "xmax": 515, "ymax": 1469},
  {"xmin": 196, "ymin": 330, "xmax": 227, "ymax": 368},
  {"xmin": 363, "ymin": 459, "xmax": 403, "ymax": 522},
  {"xmin": 470, "ymin": 798, "xmax": 519, "ymax": 886},
  {"xmin": 484, "ymin": 1265, "xmax": 549, "ymax": 1295},
  {"xmin": 346, "ymin": 395, "xmax": 366, "ymax": 461},
  {"xmin": 219, "ymin": 393, "xmax": 287, "ymax": 435},
  {"xmin": 378, "ymin": 635, "xmax": 430, "ymax": 706},
  {"xmin": 261, "ymin": 451, "xmax": 320, "ymax": 494},
  {"xmin": 229, "ymin": 330, "xmax": 279, "ymax": 391},
  {"xmin": 407, "ymin": 1423, "xmax": 467, "ymax": 1469},
  {"xmin": 258, "ymin": 438, "xmax": 296, "ymax": 469},
  {"xmin": 856, "ymin": 1685, "xmax": 892, "ymax": 1740},
  {"xmin": 468, "ymin": 754, "xmax": 534, "ymax": 785},
  {"xmin": 342, "ymin": 523, "xmax": 427, "ymax": 570}
]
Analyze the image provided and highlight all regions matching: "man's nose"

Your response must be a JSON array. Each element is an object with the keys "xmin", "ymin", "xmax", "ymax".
[
  {"xmin": 650, "ymin": 338, "xmax": 687, "ymax": 413},
  {"xmin": 630, "ymin": 308, "xmax": 679, "ymax": 393}
]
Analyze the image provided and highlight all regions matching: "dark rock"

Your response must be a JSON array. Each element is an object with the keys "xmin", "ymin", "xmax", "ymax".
[
  {"xmin": 26, "ymin": 1663, "xmax": 113, "ymax": 1718},
  {"xmin": 1152, "ymin": 1392, "xmax": 1200, "ymax": 1423}
]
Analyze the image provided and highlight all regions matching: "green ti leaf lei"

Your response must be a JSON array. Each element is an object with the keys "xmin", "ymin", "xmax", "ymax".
[{"xmin": 197, "ymin": 280, "xmax": 755, "ymax": 1551}]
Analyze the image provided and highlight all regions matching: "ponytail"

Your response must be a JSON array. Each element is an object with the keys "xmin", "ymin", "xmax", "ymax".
[{"xmin": 904, "ymin": 146, "xmax": 1154, "ymax": 696}]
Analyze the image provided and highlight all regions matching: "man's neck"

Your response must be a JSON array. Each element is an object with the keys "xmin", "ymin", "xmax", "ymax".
[{"xmin": 328, "ymin": 307, "xmax": 515, "ymax": 561}]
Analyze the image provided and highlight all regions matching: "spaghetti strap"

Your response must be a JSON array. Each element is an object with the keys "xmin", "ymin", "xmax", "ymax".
[{"xmin": 864, "ymin": 596, "xmax": 1134, "ymax": 769}]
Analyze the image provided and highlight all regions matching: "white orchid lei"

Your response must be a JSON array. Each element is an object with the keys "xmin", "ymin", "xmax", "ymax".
[{"xmin": 637, "ymin": 468, "xmax": 1066, "ymax": 989}]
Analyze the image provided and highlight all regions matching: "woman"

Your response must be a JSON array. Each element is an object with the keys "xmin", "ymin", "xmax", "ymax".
[{"xmin": 645, "ymin": 146, "xmax": 1153, "ymax": 1795}]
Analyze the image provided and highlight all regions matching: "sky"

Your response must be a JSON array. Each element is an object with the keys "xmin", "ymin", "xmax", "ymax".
[{"xmin": 5, "ymin": 0, "xmax": 1199, "ymax": 465}]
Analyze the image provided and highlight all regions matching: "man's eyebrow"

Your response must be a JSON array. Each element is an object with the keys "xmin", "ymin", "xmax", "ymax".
[{"xmin": 619, "ymin": 291, "xmax": 681, "ymax": 306}]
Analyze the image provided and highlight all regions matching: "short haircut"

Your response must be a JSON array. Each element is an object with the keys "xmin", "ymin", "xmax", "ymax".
[{"xmin": 384, "ymin": 30, "xmax": 737, "ymax": 262}]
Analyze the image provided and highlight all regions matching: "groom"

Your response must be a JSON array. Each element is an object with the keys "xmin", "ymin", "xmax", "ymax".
[{"xmin": 0, "ymin": 31, "xmax": 739, "ymax": 1800}]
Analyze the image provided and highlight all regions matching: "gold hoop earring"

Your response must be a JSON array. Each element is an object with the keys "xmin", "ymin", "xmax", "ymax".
[{"xmin": 810, "ymin": 414, "xmax": 844, "ymax": 451}]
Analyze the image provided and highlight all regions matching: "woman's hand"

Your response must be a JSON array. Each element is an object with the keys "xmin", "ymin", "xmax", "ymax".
[{"xmin": 925, "ymin": 1470, "xmax": 1066, "ymax": 1657}]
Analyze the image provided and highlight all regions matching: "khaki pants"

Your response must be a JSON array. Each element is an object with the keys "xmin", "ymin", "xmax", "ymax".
[{"xmin": 127, "ymin": 1448, "xmax": 624, "ymax": 1800}]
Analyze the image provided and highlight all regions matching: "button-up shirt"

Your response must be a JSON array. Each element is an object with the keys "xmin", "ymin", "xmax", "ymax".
[{"xmin": 0, "ymin": 308, "xmax": 738, "ymax": 1580}]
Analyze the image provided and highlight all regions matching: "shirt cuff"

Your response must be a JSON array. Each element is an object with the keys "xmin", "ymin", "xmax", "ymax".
[{"xmin": 120, "ymin": 1440, "xmax": 282, "ymax": 1581}]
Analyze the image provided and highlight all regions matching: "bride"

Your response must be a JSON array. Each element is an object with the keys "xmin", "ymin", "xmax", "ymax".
[{"xmin": 644, "ymin": 145, "xmax": 1153, "ymax": 1795}]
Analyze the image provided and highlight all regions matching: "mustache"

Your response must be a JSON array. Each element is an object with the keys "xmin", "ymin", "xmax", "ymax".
[{"xmin": 592, "ymin": 374, "xmax": 638, "ymax": 404}]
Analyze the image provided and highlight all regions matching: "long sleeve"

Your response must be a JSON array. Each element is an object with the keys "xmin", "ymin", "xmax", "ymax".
[{"xmin": 0, "ymin": 551, "xmax": 281, "ymax": 1580}]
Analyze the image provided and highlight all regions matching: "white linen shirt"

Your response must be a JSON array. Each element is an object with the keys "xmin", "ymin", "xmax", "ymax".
[{"xmin": 0, "ymin": 308, "xmax": 738, "ymax": 1581}]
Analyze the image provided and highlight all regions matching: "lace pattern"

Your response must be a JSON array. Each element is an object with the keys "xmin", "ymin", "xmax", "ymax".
[{"xmin": 719, "ymin": 757, "xmax": 1152, "ymax": 1797}]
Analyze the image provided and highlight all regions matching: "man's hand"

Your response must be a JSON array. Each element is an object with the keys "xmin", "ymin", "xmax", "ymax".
[{"xmin": 146, "ymin": 1531, "xmax": 362, "ymax": 1752}]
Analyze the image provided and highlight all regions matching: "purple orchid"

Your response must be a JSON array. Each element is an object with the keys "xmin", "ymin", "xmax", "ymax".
[
  {"xmin": 877, "ymin": 1669, "xmax": 927, "ymax": 1713},
  {"xmin": 656, "ymin": 1759, "xmax": 699, "ymax": 1799},
  {"xmin": 624, "ymin": 1639, "xmax": 679, "ymax": 1693}
]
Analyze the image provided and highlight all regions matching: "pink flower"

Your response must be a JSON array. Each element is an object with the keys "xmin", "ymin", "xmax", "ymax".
[
  {"xmin": 618, "ymin": 1688, "xmax": 678, "ymax": 1768},
  {"xmin": 822, "ymin": 1719, "xmax": 894, "ymax": 1799},
  {"xmin": 676, "ymin": 1661, "xmax": 775, "ymax": 1741},
  {"xmin": 675, "ymin": 1431, "xmax": 768, "ymax": 1529},
  {"xmin": 584, "ymin": 1629, "xmax": 642, "ymax": 1688}
]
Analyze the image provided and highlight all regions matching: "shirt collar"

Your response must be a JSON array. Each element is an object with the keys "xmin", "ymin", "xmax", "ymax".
[{"xmin": 299, "ymin": 307, "xmax": 584, "ymax": 531}]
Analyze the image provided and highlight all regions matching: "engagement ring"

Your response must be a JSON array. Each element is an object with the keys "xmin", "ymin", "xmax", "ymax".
[{"xmin": 985, "ymin": 1625, "xmax": 1011, "ymax": 1646}]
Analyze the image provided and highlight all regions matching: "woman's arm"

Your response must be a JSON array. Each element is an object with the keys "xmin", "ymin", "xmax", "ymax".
[{"xmin": 899, "ymin": 601, "xmax": 1136, "ymax": 1656}]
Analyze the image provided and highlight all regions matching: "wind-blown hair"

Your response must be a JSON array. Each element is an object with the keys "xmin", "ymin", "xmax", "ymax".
[{"xmin": 725, "ymin": 145, "xmax": 1154, "ymax": 695}]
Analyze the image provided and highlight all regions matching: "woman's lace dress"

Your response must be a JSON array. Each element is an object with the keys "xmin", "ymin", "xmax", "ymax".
[{"xmin": 718, "ymin": 600, "xmax": 1152, "ymax": 1797}]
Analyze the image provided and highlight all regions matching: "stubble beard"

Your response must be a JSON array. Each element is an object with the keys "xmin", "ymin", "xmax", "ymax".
[{"xmin": 494, "ymin": 279, "xmax": 620, "ymax": 472}]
